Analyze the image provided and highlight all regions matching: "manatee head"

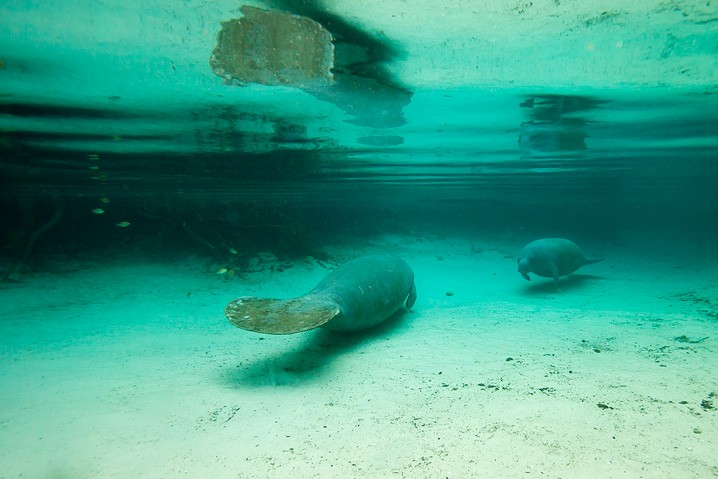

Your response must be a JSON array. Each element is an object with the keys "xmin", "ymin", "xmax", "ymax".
[{"xmin": 517, "ymin": 256, "xmax": 532, "ymax": 281}]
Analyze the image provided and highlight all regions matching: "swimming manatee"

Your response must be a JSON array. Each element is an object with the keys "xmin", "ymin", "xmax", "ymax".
[
  {"xmin": 225, "ymin": 255, "xmax": 417, "ymax": 334},
  {"xmin": 517, "ymin": 238, "xmax": 603, "ymax": 287}
]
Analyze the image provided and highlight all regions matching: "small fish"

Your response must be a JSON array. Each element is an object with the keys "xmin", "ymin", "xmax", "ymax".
[
  {"xmin": 91, "ymin": 208, "xmax": 105, "ymax": 215},
  {"xmin": 116, "ymin": 221, "xmax": 131, "ymax": 228},
  {"xmin": 216, "ymin": 268, "xmax": 236, "ymax": 279},
  {"xmin": 228, "ymin": 247, "xmax": 238, "ymax": 255},
  {"xmin": 100, "ymin": 197, "xmax": 110, "ymax": 204}
]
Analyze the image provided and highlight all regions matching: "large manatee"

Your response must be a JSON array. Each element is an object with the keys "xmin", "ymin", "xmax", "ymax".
[{"xmin": 225, "ymin": 255, "xmax": 416, "ymax": 334}]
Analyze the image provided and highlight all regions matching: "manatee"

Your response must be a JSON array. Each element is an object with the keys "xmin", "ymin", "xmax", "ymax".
[
  {"xmin": 225, "ymin": 255, "xmax": 417, "ymax": 334},
  {"xmin": 517, "ymin": 238, "xmax": 603, "ymax": 286}
]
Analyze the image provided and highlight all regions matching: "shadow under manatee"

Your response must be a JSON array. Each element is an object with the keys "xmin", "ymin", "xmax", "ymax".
[
  {"xmin": 221, "ymin": 308, "xmax": 415, "ymax": 388},
  {"xmin": 518, "ymin": 274, "xmax": 604, "ymax": 294}
]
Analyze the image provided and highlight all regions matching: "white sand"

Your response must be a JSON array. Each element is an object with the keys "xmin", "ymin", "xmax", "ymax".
[{"xmin": 1, "ymin": 235, "xmax": 716, "ymax": 478}]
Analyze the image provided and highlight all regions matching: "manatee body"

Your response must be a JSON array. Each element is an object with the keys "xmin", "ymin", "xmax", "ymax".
[
  {"xmin": 225, "ymin": 255, "xmax": 417, "ymax": 334},
  {"xmin": 517, "ymin": 238, "xmax": 603, "ymax": 286}
]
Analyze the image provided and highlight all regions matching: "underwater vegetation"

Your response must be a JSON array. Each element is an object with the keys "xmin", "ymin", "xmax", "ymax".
[{"xmin": 0, "ymin": 194, "xmax": 333, "ymax": 282}]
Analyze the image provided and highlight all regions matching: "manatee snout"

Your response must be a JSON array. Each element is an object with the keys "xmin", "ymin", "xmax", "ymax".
[{"xmin": 517, "ymin": 257, "xmax": 532, "ymax": 281}]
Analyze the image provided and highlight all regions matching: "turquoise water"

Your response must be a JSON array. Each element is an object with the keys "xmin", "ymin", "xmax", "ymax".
[
  {"xmin": 2, "ymin": 88, "xmax": 717, "ymax": 261},
  {"xmin": 1, "ymin": 2, "xmax": 718, "ymax": 478},
  {"xmin": 1, "ymin": 1, "xmax": 717, "ymax": 258}
]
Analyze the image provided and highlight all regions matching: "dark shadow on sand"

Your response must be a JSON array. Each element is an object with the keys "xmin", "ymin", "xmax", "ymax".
[
  {"xmin": 220, "ymin": 308, "xmax": 415, "ymax": 388},
  {"xmin": 518, "ymin": 274, "xmax": 603, "ymax": 295}
]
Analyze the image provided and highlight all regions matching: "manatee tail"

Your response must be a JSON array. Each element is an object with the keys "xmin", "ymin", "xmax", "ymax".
[
  {"xmin": 584, "ymin": 257, "xmax": 604, "ymax": 265},
  {"xmin": 225, "ymin": 295, "xmax": 340, "ymax": 335}
]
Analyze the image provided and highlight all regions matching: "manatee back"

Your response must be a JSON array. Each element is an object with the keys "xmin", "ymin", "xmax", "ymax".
[{"xmin": 550, "ymin": 238, "xmax": 589, "ymax": 276}]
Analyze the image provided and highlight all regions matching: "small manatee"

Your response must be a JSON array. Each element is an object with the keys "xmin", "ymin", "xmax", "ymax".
[{"xmin": 517, "ymin": 238, "xmax": 603, "ymax": 287}]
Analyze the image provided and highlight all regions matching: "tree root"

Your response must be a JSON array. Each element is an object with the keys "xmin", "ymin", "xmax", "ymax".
[{"xmin": 4, "ymin": 196, "xmax": 65, "ymax": 282}]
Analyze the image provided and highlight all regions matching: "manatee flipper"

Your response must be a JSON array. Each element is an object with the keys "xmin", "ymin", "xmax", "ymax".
[
  {"xmin": 225, "ymin": 295, "xmax": 340, "ymax": 334},
  {"xmin": 406, "ymin": 282, "xmax": 417, "ymax": 309},
  {"xmin": 551, "ymin": 263, "xmax": 560, "ymax": 287}
]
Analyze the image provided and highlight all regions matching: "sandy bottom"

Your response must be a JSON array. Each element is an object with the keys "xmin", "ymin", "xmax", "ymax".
[{"xmin": 1, "ymin": 234, "xmax": 717, "ymax": 478}]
